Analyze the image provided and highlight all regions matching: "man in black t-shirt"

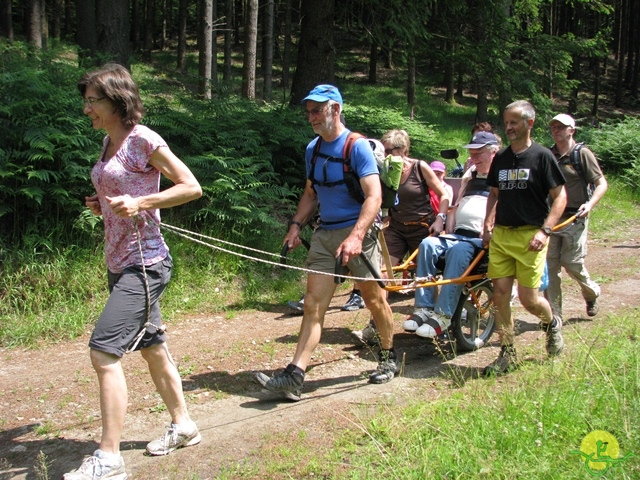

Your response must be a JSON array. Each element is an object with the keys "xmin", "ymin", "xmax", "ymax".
[{"xmin": 482, "ymin": 100, "xmax": 567, "ymax": 375}]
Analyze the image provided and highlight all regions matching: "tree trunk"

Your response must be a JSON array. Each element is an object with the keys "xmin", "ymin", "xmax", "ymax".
[
  {"xmin": 177, "ymin": 0, "xmax": 188, "ymax": 72},
  {"xmin": 160, "ymin": 0, "xmax": 167, "ymax": 50},
  {"xmin": 26, "ymin": 0, "xmax": 43, "ymax": 48},
  {"xmin": 211, "ymin": 0, "xmax": 218, "ymax": 88},
  {"xmin": 143, "ymin": 0, "xmax": 155, "ymax": 60},
  {"xmin": 131, "ymin": 0, "xmax": 141, "ymax": 52},
  {"xmin": 96, "ymin": 0, "xmax": 131, "ymax": 68},
  {"xmin": 592, "ymin": 57, "xmax": 600, "ymax": 118},
  {"xmin": 0, "ymin": 0, "xmax": 13, "ymax": 40},
  {"xmin": 76, "ymin": 0, "xmax": 97, "ymax": 64},
  {"xmin": 41, "ymin": 0, "xmax": 48, "ymax": 49},
  {"xmin": 475, "ymin": 80, "xmax": 488, "ymax": 123},
  {"xmin": 407, "ymin": 53, "xmax": 416, "ymax": 108},
  {"xmin": 443, "ymin": 45, "xmax": 454, "ymax": 104},
  {"xmin": 241, "ymin": 0, "xmax": 258, "ymax": 99},
  {"xmin": 198, "ymin": 0, "xmax": 213, "ymax": 99},
  {"xmin": 223, "ymin": 0, "xmax": 233, "ymax": 82},
  {"xmin": 64, "ymin": 0, "xmax": 73, "ymax": 39},
  {"xmin": 455, "ymin": 71, "xmax": 464, "ymax": 101},
  {"xmin": 51, "ymin": 0, "xmax": 63, "ymax": 39},
  {"xmin": 615, "ymin": 0, "xmax": 629, "ymax": 107},
  {"xmin": 290, "ymin": 0, "xmax": 334, "ymax": 105},
  {"xmin": 368, "ymin": 41, "xmax": 377, "ymax": 84},
  {"xmin": 568, "ymin": 55, "xmax": 580, "ymax": 114},
  {"xmin": 262, "ymin": 0, "xmax": 274, "ymax": 101},
  {"xmin": 281, "ymin": 0, "xmax": 292, "ymax": 91}
]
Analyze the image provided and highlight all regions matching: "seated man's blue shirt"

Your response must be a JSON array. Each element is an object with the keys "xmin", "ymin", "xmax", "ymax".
[{"xmin": 305, "ymin": 130, "xmax": 378, "ymax": 229}]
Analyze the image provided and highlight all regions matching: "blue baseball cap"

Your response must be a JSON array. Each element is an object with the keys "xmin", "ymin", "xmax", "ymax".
[{"xmin": 301, "ymin": 84, "xmax": 343, "ymax": 105}]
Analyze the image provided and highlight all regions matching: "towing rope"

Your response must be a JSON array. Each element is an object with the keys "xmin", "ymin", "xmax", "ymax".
[{"xmin": 158, "ymin": 222, "xmax": 401, "ymax": 284}]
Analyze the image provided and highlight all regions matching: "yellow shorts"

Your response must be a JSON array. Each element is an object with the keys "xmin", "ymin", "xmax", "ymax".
[{"xmin": 488, "ymin": 225, "xmax": 547, "ymax": 289}]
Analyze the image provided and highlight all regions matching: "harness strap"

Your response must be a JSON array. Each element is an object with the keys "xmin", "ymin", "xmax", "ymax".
[{"xmin": 125, "ymin": 216, "xmax": 166, "ymax": 354}]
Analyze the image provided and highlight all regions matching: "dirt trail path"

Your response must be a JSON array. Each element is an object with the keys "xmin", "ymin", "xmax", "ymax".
[{"xmin": 1, "ymin": 232, "xmax": 639, "ymax": 479}]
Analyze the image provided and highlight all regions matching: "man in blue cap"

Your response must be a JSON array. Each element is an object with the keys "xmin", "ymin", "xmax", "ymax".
[{"xmin": 255, "ymin": 84, "xmax": 398, "ymax": 401}]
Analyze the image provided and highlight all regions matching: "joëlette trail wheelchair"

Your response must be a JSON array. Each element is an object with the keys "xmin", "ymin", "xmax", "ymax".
[
  {"xmin": 335, "ymin": 213, "xmax": 578, "ymax": 353},
  {"xmin": 337, "ymin": 239, "xmax": 494, "ymax": 352}
]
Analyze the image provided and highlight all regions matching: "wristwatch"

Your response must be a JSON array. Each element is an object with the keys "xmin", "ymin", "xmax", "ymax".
[
  {"xmin": 288, "ymin": 218, "xmax": 303, "ymax": 230},
  {"xmin": 541, "ymin": 226, "xmax": 553, "ymax": 236},
  {"xmin": 436, "ymin": 213, "xmax": 447, "ymax": 222}
]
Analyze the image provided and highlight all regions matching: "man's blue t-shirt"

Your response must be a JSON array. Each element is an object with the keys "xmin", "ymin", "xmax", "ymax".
[{"xmin": 305, "ymin": 130, "xmax": 378, "ymax": 229}]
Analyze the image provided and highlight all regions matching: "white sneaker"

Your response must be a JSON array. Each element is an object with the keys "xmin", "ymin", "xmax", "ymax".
[
  {"xmin": 63, "ymin": 449, "xmax": 128, "ymax": 480},
  {"xmin": 415, "ymin": 312, "xmax": 451, "ymax": 338},
  {"xmin": 403, "ymin": 308, "xmax": 433, "ymax": 332},
  {"xmin": 146, "ymin": 420, "xmax": 201, "ymax": 456}
]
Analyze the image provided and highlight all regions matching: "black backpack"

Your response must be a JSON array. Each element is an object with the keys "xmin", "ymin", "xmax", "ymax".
[{"xmin": 569, "ymin": 142, "xmax": 595, "ymax": 200}]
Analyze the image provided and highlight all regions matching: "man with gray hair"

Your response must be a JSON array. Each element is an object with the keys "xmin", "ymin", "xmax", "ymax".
[
  {"xmin": 404, "ymin": 131, "xmax": 500, "ymax": 338},
  {"xmin": 482, "ymin": 100, "xmax": 567, "ymax": 375},
  {"xmin": 255, "ymin": 85, "xmax": 398, "ymax": 401},
  {"xmin": 546, "ymin": 113, "xmax": 607, "ymax": 319}
]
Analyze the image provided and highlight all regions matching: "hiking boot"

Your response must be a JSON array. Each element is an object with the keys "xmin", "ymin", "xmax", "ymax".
[
  {"xmin": 255, "ymin": 365, "xmax": 304, "ymax": 401},
  {"xmin": 63, "ymin": 450, "xmax": 128, "ymax": 480},
  {"xmin": 351, "ymin": 322, "xmax": 380, "ymax": 346},
  {"xmin": 369, "ymin": 349, "xmax": 399, "ymax": 384},
  {"xmin": 287, "ymin": 295, "xmax": 305, "ymax": 315},
  {"xmin": 542, "ymin": 317, "xmax": 565, "ymax": 356},
  {"xmin": 146, "ymin": 420, "xmax": 201, "ymax": 456},
  {"xmin": 415, "ymin": 311, "xmax": 451, "ymax": 338},
  {"xmin": 586, "ymin": 299, "xmax": 599, "ymax": 317},
  {"xmin": 403, "ymin": 307, "xmax": 433, "ymax": 332},
  {"xmin": 341, "ymin": 291, "xmax": 365, "ymax": 311},
  {"xmin": 483, "ymin": 346, "xmax": 519, "ymax": 376}
]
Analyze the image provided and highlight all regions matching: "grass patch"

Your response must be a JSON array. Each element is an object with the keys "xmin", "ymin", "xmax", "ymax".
[{"xmin": 227, "ymin": 313, "xmax": 640, "ymax": 479}]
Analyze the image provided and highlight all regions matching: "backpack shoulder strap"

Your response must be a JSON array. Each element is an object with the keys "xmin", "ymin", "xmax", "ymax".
[
  {"xmin": 342, "ymin": 132, "xmax": 365, "ymax": 171},
  {"xmin": 570, "ymin": 142, "xmax": 592, "ymax": 199}
]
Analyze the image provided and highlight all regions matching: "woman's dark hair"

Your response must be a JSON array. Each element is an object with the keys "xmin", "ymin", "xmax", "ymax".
[
  {"xmin": 471, "ymin": 122, "xmax": 494, "ymax": 134},
  {"xmin": 77, "ymin": 63, "xmax": 145, "ymax": 128}
]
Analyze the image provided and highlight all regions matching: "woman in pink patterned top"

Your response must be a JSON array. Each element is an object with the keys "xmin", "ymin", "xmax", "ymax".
[{"xmin": 64, "ymin": 64, "xmax": 202, "ymax": 480}]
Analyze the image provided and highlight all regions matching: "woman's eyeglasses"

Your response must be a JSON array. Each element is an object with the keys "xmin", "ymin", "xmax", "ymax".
[{"xmin": 83, "ymin": 97, "xmax": 106, "ymax": 107}]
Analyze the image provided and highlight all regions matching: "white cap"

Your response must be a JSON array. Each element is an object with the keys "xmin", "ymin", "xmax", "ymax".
[{"xmin": 550, "ymin": 114, "xmax": 575, "ymax": 128}]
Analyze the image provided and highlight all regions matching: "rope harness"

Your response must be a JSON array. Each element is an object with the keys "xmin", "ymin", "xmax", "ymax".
[{"xmin": 125, "ymin": 216, "xmax": 166, "ymax": 354}]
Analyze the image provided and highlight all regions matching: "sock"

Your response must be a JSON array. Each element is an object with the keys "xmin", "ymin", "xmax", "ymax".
[
  {"xmin": 352, "ymin": 289, "xmax": 361, "ymax": 296},
  {"xmin": 285, "ymin": 363, "xmax": 305, "ymax": 380},
  {"xmin": 94, "ymin": 449, "xmax": 122, "ymax": 463},
  {"xmin": 174, "ymin": 419, "xmax": 197, "ymax": 434},
  {"xmin": 379, "ymin": 348, "xmax": 397, "ymax": 362}
]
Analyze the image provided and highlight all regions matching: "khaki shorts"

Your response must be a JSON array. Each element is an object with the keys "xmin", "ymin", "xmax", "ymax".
[
  {"xmin": 488, "ymin": 225, "xmax": 546, "ymax": 289},
  {"xmin": 306, "ymin": 226, "xmax": 381, "ymax": 278}
]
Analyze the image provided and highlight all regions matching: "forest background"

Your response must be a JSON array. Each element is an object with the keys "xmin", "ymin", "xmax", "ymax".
[{"xmin": 1, "ymin": 0, "xmax": 640, "ymax": 346}]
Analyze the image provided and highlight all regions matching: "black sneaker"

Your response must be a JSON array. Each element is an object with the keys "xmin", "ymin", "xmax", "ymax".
[
  {"xmin": 255, "ymin": 366, "xmax": 304, "ymax": 401},
  {"xmin": 369, "ymin": 349, "xmax": 399, "ymax": 384},
  {"xmin": 542, "ymin": 317, "xmax": 565, "ymax": 356},
  {"xmin": 586, "ymin": 299, "xmax": 599, "ymax": 317},
  {"xmin": 483, "ymin": 345, "xmax": 519, "ymax": 376},
  {"xmin": 342, "ymin": 291, "xmax": 365, "ymax": 311}
]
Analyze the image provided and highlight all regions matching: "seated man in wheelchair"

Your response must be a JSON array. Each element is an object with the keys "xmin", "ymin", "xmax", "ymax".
[{"xmin": 404, "ymin": 132, "xmax": 500, "ymax": 338}]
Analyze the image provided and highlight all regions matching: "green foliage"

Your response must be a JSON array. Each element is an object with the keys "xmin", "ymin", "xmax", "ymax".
[
  {"xmin": 0, "ymin": 41, "xmax": 101, "ymax": 246},
  {"xmin": 582, "ymin": 117, "xmax": 640, "ymax": 191}
]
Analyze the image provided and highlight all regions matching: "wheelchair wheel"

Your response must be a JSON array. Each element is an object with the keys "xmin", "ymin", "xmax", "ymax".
[{"xmin": 450, "ymin": 279, "xmax": 495, "ymax": 352}]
